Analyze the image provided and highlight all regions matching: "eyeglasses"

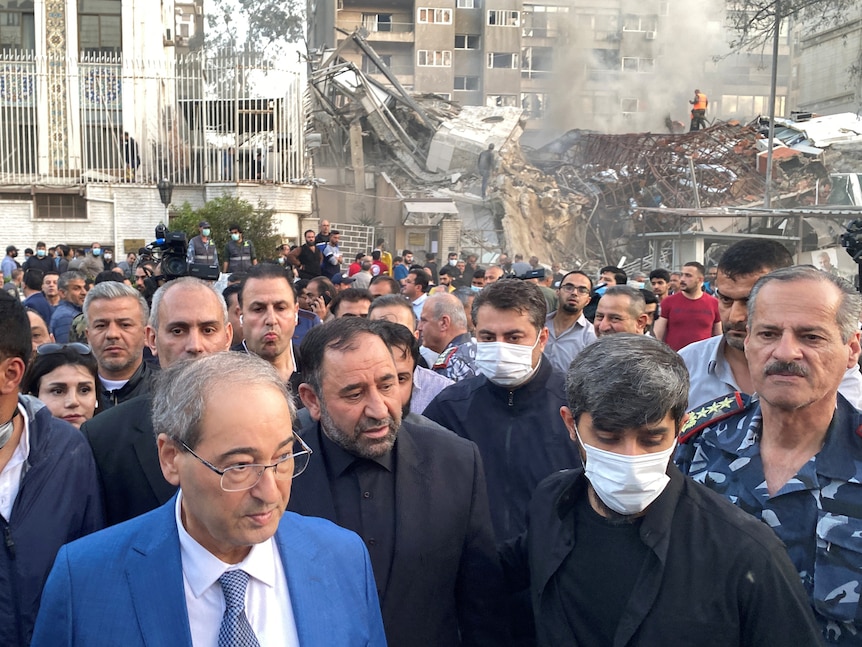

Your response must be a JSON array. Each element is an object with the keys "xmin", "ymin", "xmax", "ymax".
[
  {"xmin": 559, "ymin": 285, "xmax": 591, "ymax": 295},
  {"xmin": 175, "ymin": 433, "xmax": 313, "ymax": 492},
  {"xmin": 36, "ymin": 342, "xmax": 92, "ymax": 356}
]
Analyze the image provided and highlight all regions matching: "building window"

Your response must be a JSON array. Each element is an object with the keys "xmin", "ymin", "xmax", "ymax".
[
  {"xmin": 488, "ymin": 10, "xmax": 520, "ymax": 26},
  {"xmin": 455, "ymin": 34, "xmax": 480, "ymax": 49},
  {"xmin": 521, "ymin": 92, "xmax": 549, "ymax": 117},
  {"xmin": 521, "ymin": 46, "xmax": 553, "ymax": 78},
  {"xmin": 486, "ymin": 94, "xmax": 518, "ymax": 107},
  {"xmin": 362, "ymin": 13, "xmax": 393, "ymax": 32},
  {"xmin": 456, "ymin": 0, "xmax": 477, "ymax": 7},
  {"xmin": 0, "ymin": 6, "xmax": 35, "ymax": 51},
  {"xmin": 362, "ymin": 54, "xmax": 392, "ymax": 73},
  {"xmin": 417, "ymin": 50, "xmax": 452, "ymax": 66},
  {"xmin": 620, "ymin": 98, "xmax": 640, "ymax": 114},
  {"xmin": 34, "ymin": 194, "xmax": 87, "ymax": 220},
  {"xmin": 721, "ymin": 94, "xmax": 785, "ymax": 118},
  {"xmin": 621, "ymin": 57, "xmax": 654, "ymax": 72},
  {"xmin": 488, "ymin": 52, "xmax": 518, "ymax": 68},
  {"xmin": 78, "ymin": 0, "xmax": 122, "ymax": 54},
  {"xmin": 418, "ymin": 8, "xmax": 452, "ymax": 24},
  {"xmin": 454, "ymin": 76, "xmax": 480, "ymax": 90},
  {"xmin": 621, "ymin": 14, "xmax": 657, "ymax": 32}
]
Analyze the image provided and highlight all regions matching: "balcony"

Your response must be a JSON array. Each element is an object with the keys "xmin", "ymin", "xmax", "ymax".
[{"xmin": 337, "ymin": 21, "xmax": 416, "ymax": 43}]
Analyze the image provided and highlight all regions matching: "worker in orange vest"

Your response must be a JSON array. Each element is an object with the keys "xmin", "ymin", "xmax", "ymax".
[{"xmin": 689, "ymin": 89, "xmax": 708, "ymax": 131}]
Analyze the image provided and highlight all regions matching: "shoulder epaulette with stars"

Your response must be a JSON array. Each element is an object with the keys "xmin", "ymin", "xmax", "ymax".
[
  {"xmin": 432, "ymin": 347, "xmax": 458, "ymax": 370},
  {"xmin": 679, "ymin": 392, "xmax": 752, "ymax": 445}
]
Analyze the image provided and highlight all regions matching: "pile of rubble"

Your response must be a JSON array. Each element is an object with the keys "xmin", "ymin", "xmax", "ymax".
[{"xmin": 307, "ymin": 33, "xmax": 860, "ymax": 270}]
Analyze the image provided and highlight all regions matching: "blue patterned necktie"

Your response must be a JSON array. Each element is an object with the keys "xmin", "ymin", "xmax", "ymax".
[{"xmin": 217, "ymin": 570, "xmax": 261, "ymax": 647}]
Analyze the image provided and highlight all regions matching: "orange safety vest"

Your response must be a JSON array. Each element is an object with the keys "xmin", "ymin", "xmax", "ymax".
[{"xmin": 693, "ymin": 92, "xmax": 708, "ymax": 111}]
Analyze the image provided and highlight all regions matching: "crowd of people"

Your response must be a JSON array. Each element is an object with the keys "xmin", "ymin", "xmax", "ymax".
[{"xmin": 0, "ymin": 226, "xmax": 858, "ymax": 646}]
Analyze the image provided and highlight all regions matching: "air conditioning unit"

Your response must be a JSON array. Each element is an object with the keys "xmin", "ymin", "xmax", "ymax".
[{"xmin": 645, "ymin": 31, "xmax": 657, "ymax": 40}]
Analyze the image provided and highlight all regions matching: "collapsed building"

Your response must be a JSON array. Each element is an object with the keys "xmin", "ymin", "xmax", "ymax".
[{"xmin": 307, "ymin": 33, "xmax": 862, "ymax": 274}]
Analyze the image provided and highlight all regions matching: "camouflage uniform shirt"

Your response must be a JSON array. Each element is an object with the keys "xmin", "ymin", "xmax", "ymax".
[
  {"xmin": 432, "ymin": 332, "xmax": 477, "ymax": 382},
  {"xmin": 676, "ymin": 393, "xmax": 862, "ymax": 645}
]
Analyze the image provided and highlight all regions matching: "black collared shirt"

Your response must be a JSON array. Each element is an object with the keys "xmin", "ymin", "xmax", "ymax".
[{"xmin": 319, "ymin": 431, "xmax": 396, "ymax": 596}]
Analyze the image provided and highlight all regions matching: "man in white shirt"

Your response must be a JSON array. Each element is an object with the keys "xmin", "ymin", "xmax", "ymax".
[{"xmin": 32, "ymin": 352, "xmax": 386, "ymax": 646}]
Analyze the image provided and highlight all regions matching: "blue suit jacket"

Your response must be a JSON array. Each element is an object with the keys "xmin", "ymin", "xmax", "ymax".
[{"xmin": 31, "ymin": 495, "xmax": 387, "ymax": 646}]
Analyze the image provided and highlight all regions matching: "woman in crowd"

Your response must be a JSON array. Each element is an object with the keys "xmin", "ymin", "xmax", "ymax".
[{"xmin": 22, "ymin": 343, "xmax": 98, "ymax": 429}]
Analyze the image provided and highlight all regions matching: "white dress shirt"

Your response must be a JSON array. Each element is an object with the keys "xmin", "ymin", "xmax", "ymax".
[
  {"xmin": 0, "ymin": 403, "xmax": 28, "ymax": 521},
  {"xmin": 175, "ymin": 492, "xmax": 299, "ymax": 647}
]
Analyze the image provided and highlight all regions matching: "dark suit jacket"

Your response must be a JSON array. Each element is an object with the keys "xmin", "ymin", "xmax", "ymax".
[
  {"xmin": 31, "ymin": 497, "xmax": 386, "ymax": 646},
  {"xmin": 290, "ymin": 419, "xmax": 509, "ymax": 647},
  {"xmin": 81, "ymin": 394, "xmax": 176, "ymax": 527}
]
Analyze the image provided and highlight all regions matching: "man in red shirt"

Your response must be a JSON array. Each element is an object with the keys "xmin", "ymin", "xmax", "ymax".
[{"xmin": 653, "ymin": 261, "xmax": 721, "ymax": 351}]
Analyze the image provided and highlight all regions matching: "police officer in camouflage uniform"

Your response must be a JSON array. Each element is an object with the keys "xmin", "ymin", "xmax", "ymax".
[
  {"xmin": 419, "ymin": 292, "xmax": 477, "ymax": 382},
  {"xmin": 676, "ymin": 266, "xmax": 862, "ymax": 645}
]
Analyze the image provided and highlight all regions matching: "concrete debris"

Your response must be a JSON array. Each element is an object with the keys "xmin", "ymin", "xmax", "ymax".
[{"xmin": 308, "ymin": 33, "xmax": 862, "ymax": 270}]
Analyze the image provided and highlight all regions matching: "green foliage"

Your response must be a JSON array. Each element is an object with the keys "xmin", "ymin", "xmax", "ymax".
[{"xmin": 170, "ymin": 195, "xmax": 283, "ymax": 262}]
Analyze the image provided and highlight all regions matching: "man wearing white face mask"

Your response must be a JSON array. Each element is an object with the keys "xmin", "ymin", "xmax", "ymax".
[
  {"xmin": 424, "ymin": 280, "xmax": 575, "ymax": 532},
  {"xmin": 500, "ymin": 334, "xmax": 820, "ymax": 646},
  {"xmin": 425, "ymin": 279, "xmax": 577, "ymax": 646}
]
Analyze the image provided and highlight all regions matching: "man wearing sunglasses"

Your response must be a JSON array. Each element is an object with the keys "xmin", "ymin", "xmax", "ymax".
[{"xmin": 33, "ymin": 352, "xmax": 386, "ymax": 646}]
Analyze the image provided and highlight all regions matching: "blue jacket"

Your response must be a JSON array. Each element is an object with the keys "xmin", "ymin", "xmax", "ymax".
[
  {"xmin": 31, "ymin": 495, "xmax": 386, "ymax": 646},
  {"xmin": 49, "ymin": 300, "xmax": 82, "ymax": 343},
  {"xmin": 0, "ymin": 396, "xmax": 104, "ymax": 647},
  {"xmin": 423, "ymin": 356, "xmax": 580, "ymax": 542}
]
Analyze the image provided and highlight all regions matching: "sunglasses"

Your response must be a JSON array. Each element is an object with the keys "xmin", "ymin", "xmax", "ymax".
[{"xmin": 36, "ymin": 342, "xmax": 92, "ymax": 356}]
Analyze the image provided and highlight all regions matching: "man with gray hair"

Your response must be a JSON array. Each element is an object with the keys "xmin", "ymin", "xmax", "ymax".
[
  {"xmin": 82, "ymin": 281, "xmax": 155, "ymax": 410},
  {"xmin": 501, "ymin": 334, "xmax": 821, "ymax": 646},
  {"xmin": 83, "ymin": 277, "xmax": 234, "ymax": 526},
  {"xmin": 419, "ymin": 292, "xmax": 477, "ymax": 381},
  {"xmin": 593, "ymin": 285, "xmax": 650, "ymax": 337},
  {"xmin": 677, "ymin": 266, "xmax": 862, "ymax": 644},
  {"xmin": 33, "ymin": 352, "xmax": 386, "ymax": 646},
  {"xmin": 50, "ymin": 270, "xmax": 87, "ymax": 343}
]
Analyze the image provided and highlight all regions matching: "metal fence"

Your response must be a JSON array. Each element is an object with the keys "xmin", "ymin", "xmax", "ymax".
[{"xmin": 0, "ymin": 50, "xmax": 305, "ymax": 186}]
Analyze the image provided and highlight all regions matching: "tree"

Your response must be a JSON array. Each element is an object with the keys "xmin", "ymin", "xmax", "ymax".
[
  {"xmin": 206, "ymin": 0, "xmax": 304, "ymax": 53},
  {"xmin": 726, "ymin": 0, "xmax": 858, "ymax": 52},
  {"xmin": 170, "ymin": 195, "xmax": 283, "ymax": 262}
]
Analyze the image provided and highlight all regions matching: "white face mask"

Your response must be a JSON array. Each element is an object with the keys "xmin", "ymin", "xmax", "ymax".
[
  {"xmin": 475, "ymin": 333, "xmax": 541, "ymax": 388},
  {"xmin": 449, "ymin": 259, "xmax": 457, "ymax": 266},
  {"xmin": 578, "ymin": 432, "xmax": 675, "ymax": 515}
]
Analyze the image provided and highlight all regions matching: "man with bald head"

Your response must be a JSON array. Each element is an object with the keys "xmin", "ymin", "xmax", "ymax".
[
  {"xmin": 82, "ymin": 277, "xmax": 233, "ymax": 525},
  {"xmin": 419, "ymin": 292, "xmax": 478, "ymax": 381}
]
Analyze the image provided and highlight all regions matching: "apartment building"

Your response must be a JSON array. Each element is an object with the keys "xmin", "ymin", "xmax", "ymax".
[{"xmin": 308, "ymin": 0, "xmax": 789, "ymax": 137}]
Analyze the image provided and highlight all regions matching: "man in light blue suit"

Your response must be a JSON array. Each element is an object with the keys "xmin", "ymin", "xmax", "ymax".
[{"xmin": 32, "ymin": 352, "xmax": 386, "ymax": 647}]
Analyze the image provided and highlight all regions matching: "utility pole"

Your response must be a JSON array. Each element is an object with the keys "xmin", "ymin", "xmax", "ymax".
[{"xmin": 764, "ymin": 0, "xmax": 782, "ymax": 208}]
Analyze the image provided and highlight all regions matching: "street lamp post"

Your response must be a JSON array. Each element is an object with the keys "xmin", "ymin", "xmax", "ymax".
[
  {"xmin": 764, "ymin": 0, "xmax": 782, "ymax": 209},
  {"xmin": 157, "ymin": 177, "xmax": 174, "ymax": 224}
]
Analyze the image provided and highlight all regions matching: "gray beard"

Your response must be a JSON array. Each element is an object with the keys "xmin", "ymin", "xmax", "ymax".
[{"xmin": 318, "ymin": 401, "xmax": 399, "ymax": 459}]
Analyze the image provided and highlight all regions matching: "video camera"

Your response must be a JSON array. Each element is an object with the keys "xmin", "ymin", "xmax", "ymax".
[{"xmin": 144, "ymin": 224, "xmax": 220, "ymax": 284}]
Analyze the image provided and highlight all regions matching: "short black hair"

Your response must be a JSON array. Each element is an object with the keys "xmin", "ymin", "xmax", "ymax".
[
  {"xmin": 330, "ymin": 288, "xmax": 373, "ymax": 317},
  {"xmin": 94, "ymin": 271, "xmax": 125, "ymax": 284},
  {"xmin": 684, "ymin": 261, "xmax": 705, "ymax": 276},
  {"xmin": 717, "ymin": 239, "xmax": 793, "ymax": 280},
  {"xmin": 300, "ymin": 317, "xmax": 384, "ymax": 392},
  {"xmin": 228, "ymin": 224, "xmax": 243, "ymax": 233},
  {"xmin": 23, "ymin": 345, "xmax": 99, "ymax": 398},
  {"xmin": 472, "ymin": 278, "xmax": 546, "ymax": 330},
  {"xmin": 649, "ymin": 268, "xmax": 671, "ymax": 282},
  {"xmin": 0, "ymin": 291, "xmax": 31, "ymax": 364},
  {"xmin": 221, "ymin": 283, "xmax": 242, "ymax": 305},
  {"xmin": 371, "ymin": 319, "xmax": 420, "ymax": 367},
  {"xmin": 237, "ymin": 263, "xmax": 295, "ymax": 308},
  {"xmin": 558, "ymin": 270, "xmax": 592, "ymax": 290},
  {"xmin": 600, "ymin": 266, "xmax": 627, "ymax": 285},
  {"xmin": 23, "ymin": 269, "xmax": 44, "ymax": 291},
  {"xmin": 407, "ymin": 269, "xmax": 430, "ymax": 293},
  {"xmin": 369, "ymin": 275, "xmax": 401, "ymax": 295}
]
